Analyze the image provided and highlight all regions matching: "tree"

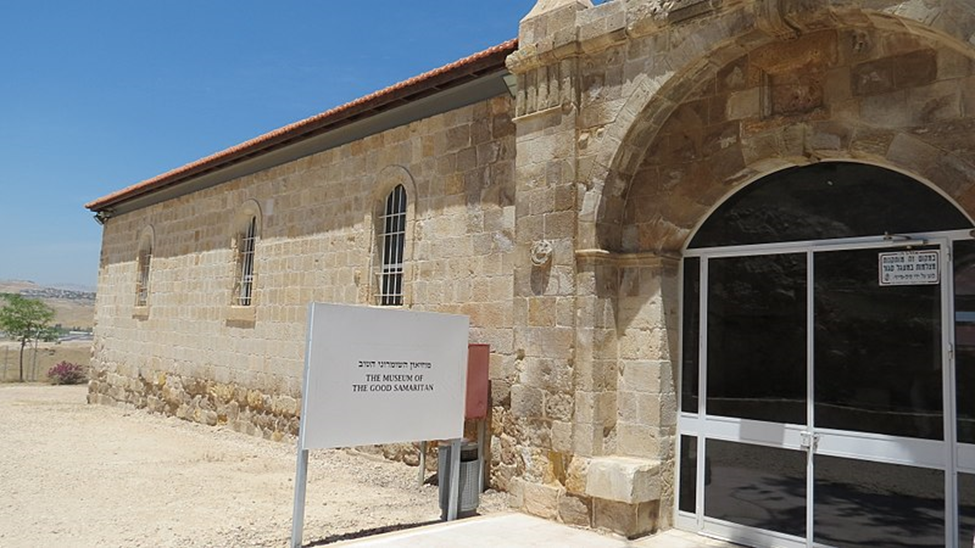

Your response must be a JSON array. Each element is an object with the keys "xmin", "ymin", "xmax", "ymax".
[{"xmin": 0, "ymin": 294, "xmax": 55, "ymax": 382}]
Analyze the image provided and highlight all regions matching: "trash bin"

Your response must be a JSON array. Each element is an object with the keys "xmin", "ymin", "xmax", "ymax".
[{"xmin": 438, "ymin": 441, "xmax": 480, "ymax": 519}]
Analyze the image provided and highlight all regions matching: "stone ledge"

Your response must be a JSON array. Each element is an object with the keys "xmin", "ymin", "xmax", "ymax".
[
  {"xmin": 226, "ymin": 305, "xmax": 256, "ymax": 324},
  {"xmin": 585, "ymin": 455, "xmax": 661, "ymax": 504}
]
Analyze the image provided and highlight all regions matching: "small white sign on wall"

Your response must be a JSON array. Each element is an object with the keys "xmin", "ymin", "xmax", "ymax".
[
  {"xmin": 298, "ymin": 303, "xmax": 470, "ymax": 450},
  {"xmin": 878, "ymin": 250, "xmax": 940, "ymax": 286}
]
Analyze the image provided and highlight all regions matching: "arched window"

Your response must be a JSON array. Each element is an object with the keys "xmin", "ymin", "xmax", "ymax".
[
  {"xmin": 232, "ymin": 202, "xmax": 261, "ymax": 307},
  {"xmin": 135, "ymin": 227, "xmax": 153, "ymax": 308},
  {"xmin": 378, "ymin": 184, "xmax": 407, "ymax": 306}
]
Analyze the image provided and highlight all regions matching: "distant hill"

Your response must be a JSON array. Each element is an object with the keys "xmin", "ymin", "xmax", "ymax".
[
  {"xmin": 0, "ymin": 280, "xmax": 96, "ymax": 331},
  {"xmin": 46, "ymin": 283, "xmax": 97, "ymax": 293}
]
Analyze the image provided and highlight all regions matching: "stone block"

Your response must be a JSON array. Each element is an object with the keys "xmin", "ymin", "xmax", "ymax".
[
  {"xmin": 937, "ymin": 48, "xmax": 972, "ymax": 80},
  {"xmin": 618, "ymin": 422, "xmax": 661, "ymax": 458},
  {"xmin": 809, "ymin": 120, "xmax": 852, "ymax": 151},
  {"xmin": 572, "ymin": 422, "xmax": 599, "ymax": 457},
  {"xmin": 886, "ymin": 133, "xmax": 942, "ymax": 176},
  {"xmin": 596, "ymin": 391, "xmax": 617, "ymax": 427},
  {"xmin": 523, "ymin": 481, "xmax": 564, "ymax": 520},
  {"xmin": 893, "ymin": 49, "xmax": 938, "ymax": 89},
  {"xmin": 508, "ymin": 476, "xmax": 525, "ymax": 509},
  {"xmin": 725, "ymin": 88, "xmax": 760, "ymax": 120},
  {"xmin": 559, "ymin": 493, "xmax": 593, "ymax": 527},
  {"xmin": 852, "ymin": 57, "xmax": 894, "ymax": 96},
  {"xmin": 528, "ymin": 297, "xmax": 557, "ymax": 326},
  {"xmin": 593, "ymin": 498, "xmax": 659, "ymax": 539},
  {"xmin": 716, "ymin": 56, "xmax": 749, "ymax": 93},
  {"xmin": 585, "ymin": 456, "xmax": 661, "ymax": 504},
  {"xmin": 565, "ymin": 456, "xmax": 591, "ymax": 494},
  {"xmin": 512, "ymin": 384, "xmax": 545, "ymax": 418},
  {"xmin": 574, "ymin": 391, "xmax": 596, "ymax": 424},
  {"xmin": 552, "ymin": 420, "xmax": 573, "ymax": 453},
  {"xmin": 623, "ymin": 392, "xmax": 665, "ymax": 426},
  {"xmin": 770, "ymin": 72, "xmax": 824, "ymax": 115},
  {"xmin": 853, "ymin": 49, "xmax": 937, "ymax": 97},
  {"xmin": 520, "ymin": 357, "xmax": 572, "ymax": 394},
  {"xmin": 851, "ymin": 127, "xmax": 897, "ymax": 157},
  {"xmin": 906, "ymin": 80, "xmax": 963, "ymax": 124},
  {"xmin": 749, "ymin": 31, "xmax": 837, "ymax": 74},
  {"xmin": 620, "ymin": 360, "xmax": 661, "ymax": 393},
  {"xmin": 546, "ymin": 393, "xmax": 574, "ymax": 421}
]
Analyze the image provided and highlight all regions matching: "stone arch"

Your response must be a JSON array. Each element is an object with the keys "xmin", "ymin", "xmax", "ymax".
[
  {"xmin": 574, "ymin": 6, "xmax": 975, "ymax": 499},
  {"xmin": 231, "ymin": 199, "xmax": 263, "ymax": 239},
  {"xmin": 583, "ymin": 0, "xmax": 975, "ymax": 253},
  {"xmin": 136, "ymin": 224, "xmax": 155, "ymax": 253},
  {"xmin": 368, "ymin": 164, "xmax": 419, "ymax": 206}
]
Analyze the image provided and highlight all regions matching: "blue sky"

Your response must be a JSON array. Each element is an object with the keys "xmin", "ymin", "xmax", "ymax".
[{"xmin": 0, "ymin": 1, "xmax": 545, "ymax": 289}]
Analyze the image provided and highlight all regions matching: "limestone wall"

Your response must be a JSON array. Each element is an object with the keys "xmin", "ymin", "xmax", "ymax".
[{"xmin": 90, "ymin": 95, "xmax": 519, "ymax": 481}]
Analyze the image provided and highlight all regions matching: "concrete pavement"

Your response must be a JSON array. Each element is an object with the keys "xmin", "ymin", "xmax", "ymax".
[{"xmin": 330, "ymin": 513, "xmax": 739, "ymax": 548}]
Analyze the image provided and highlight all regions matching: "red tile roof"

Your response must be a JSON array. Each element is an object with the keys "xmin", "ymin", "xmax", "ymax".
[{"xmin": 86, "ymin": 39, "xmax": 518, "ymax": 212}]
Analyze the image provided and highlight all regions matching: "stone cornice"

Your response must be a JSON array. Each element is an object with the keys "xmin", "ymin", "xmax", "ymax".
[
  {"xmin": 509, "ymin": 0, "xmax": 736, "ymax": 75},
  {"xmin": 575, "ymin": 248, "xmax": 680, "ymax": 267},
  {"xmin": 508, "ymin": 0, "xmax": 908, "ymax": 75},
  {"xmin": 506, "ymin": 40, "xmax": 587, "ymax": 74}
]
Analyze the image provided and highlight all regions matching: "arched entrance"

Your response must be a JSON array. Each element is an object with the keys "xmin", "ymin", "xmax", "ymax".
[{"xmin": 676, "ymin": 162, "xmax": 975, "ymax": 547}]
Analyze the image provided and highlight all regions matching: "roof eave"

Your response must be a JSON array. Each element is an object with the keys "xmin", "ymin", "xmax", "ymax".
[{"xmin": 86, "ymin": 38, "xmax": 518, "ymax": 213}]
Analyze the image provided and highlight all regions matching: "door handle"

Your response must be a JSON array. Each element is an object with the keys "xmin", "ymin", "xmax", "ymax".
[{"xmin": 800, "ymin": 432, "xmax": 820, "ymax": 451}]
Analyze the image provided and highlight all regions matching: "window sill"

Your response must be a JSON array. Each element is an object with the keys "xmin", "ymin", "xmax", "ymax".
[
  {"xmin": 132, "ymin": 306, "xmax": 150, "ymax": 320},
  {"xmin": 227, "ymin": 305, "xmax": 256, "ymax": 325}
]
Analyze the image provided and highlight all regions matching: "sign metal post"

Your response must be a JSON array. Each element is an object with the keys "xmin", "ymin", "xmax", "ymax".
[
  {"xmin": 290, "ymin": 448, "xmax": 309, "ymax": 548},
  {"xmin": 447, "ymin": 438, "xmax": 462, "ymax": 521},
  {"xmin": 418, "ymin": 441, "xmax": 427, "ymax": 488}
]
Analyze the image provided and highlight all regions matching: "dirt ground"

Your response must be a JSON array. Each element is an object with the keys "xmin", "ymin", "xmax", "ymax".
[
  {"xmin": 0, "ymin": 341, "xmax": 92, "ymax": 383},
  {"xmin": 0, "ymin": 384, "xmax": 507, "ymax": 548}
]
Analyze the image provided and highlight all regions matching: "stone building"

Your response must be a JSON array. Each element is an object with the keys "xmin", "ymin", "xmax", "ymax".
[{"xmin": 87, "ymin": 0, "xmax": 975, "ymax": 546}]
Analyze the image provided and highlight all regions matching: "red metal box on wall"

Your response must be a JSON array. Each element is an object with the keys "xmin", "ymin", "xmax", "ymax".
[{"xmin": 466, "ymin": 344, "xmax": 490, "ymax": 419}]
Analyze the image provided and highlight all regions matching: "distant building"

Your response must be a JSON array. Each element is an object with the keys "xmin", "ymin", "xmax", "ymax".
[{"xmin": 86, "ymin": 1, "xmax": 975, "ymax": 545}]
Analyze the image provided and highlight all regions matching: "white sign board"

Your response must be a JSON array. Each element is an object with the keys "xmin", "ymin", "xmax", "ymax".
[
  {"xmin": 298, "ymin": 303, "xmax": 470, "ymax": 450},
  {"xmin": 878, "ymin": 250, "xmax": 940, "ymax": 286}
]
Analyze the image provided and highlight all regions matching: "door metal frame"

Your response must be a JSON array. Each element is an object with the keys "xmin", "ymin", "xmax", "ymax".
[{"xmin": 676, "ymin": 229, "xmax": 973, "ymax": 548}]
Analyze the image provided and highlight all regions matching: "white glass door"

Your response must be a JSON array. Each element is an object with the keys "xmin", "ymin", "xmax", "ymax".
[
  {"xmin": 678, "ymin": 236, "xmax": 962, "ymax": 547},
  {"xmin": 952, "ymin": 240, "xmax": 975, "ymax": 547},
  {"xmin": 810, "ymin": 242, "xmax": 948, "ymax": 547}
]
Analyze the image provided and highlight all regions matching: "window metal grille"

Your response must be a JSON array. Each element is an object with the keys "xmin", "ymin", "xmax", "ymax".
[
  {"xmin": 135, "ymin": 245, "xmax": 152, "ymax": 307},
  {"xmin": 379, "ymin": 185, "xmax": 407, "ymax": 306},
  {"xmin": 235, "ymin": 216, "xmax": 257, "ymax": 306}
]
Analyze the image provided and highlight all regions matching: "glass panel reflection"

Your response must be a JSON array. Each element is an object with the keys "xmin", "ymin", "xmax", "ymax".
[
  {"xmin": 690, "ymin": 163, "xmax": 972, "ymax": 248},
  {"xmin": 707, "ymin": 254, "xmax": 806, "ymax": 423},
  {"xmin": 815, "ymin": 456, "xmax": 944, "ymax": 547},
  {"xmin": 682, "ymin": 257, "xmax": 700, "ymax": 414},
  {"xmin": 704, "ymin": 439, "xmax": 806, "ymax": 537},
  {"xmin": 679, "ymin": 435, "xmax": 697, "ymax": 513},
  {"xmin": 960, "ymin": 473, "xmax": 975, "ymax": 548},
  {"xmin": 814, "ymin": 247, "xmax": 943, "ymax": 439},
  {"xmin": 955, "ymin": 240, "xmax": 975, "ymax": 443}
]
